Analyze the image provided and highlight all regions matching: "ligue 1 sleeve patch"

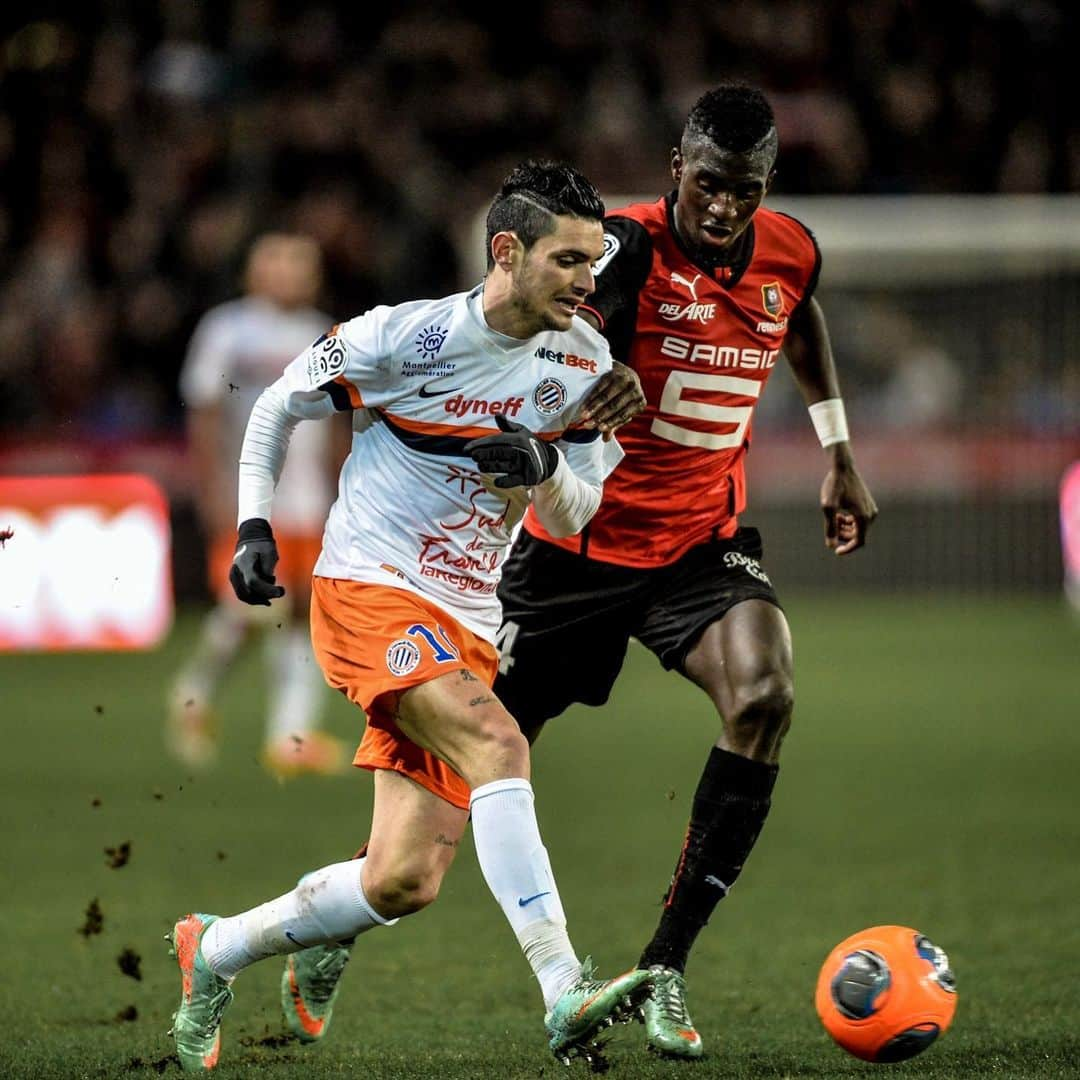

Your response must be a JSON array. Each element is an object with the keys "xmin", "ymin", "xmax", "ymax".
[
  {"xmin": 385, "ymin": 638, "xmax": 422, "ymax": 676},
  {"xmin": 592, "ymin": 232, "xmax": 620, "ymax": 276},
  {"xmin": 306, "ymin": 325, "xmax": 348, "ymax": 384}
]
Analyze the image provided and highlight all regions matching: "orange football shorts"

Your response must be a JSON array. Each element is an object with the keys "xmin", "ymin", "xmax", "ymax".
[
  {"xmin": 211, "ymin": 530, "xmax": 323, "ymax": 600},
  {"xmin": 310, "ymin": 576, "xmax": 499, "ymax": 809}
]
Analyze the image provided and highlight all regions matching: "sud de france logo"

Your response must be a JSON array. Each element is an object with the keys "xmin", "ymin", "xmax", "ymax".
[{"xmin": 532, "ymin": 377, "xmax": 567, "ymax": 416}]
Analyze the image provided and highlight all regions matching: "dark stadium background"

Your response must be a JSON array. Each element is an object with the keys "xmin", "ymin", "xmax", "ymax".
[
  {"xmin": 0, "ymin": 5, "xmax": 1077, "ymax": 1079},
  {"xmin": 1, "ymin": 0, "xmax": 1076, "ymax": 598}
]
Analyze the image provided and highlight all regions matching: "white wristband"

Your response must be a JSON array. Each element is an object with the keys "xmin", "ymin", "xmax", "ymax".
[{"xmin": 808, "ymin": 398, "xmax": 849, "ymax": 448}]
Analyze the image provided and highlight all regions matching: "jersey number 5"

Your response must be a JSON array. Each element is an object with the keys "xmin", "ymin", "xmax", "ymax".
[{"xmin": 650, "ymin": 371, "xmax": 761, "ymax": 450}]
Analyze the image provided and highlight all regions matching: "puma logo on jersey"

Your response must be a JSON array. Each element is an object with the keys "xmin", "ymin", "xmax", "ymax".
[
  {"xmin": 665, "ymin": 272, "xmax": 718, "ymax": 320},
  {"xmin": 670, "ymin": 271, "xmax": 702, "ymax": 301}
]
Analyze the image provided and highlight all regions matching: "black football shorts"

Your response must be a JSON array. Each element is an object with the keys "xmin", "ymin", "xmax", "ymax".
[{"xmin": 493, "ymin": 526, "xmax": 782, "ymax": 730}]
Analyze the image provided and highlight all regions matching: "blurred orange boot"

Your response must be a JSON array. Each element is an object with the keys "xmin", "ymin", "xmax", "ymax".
[{"xmin": 260, "ymin": 730, "xmax": 350, "ymax": 779}]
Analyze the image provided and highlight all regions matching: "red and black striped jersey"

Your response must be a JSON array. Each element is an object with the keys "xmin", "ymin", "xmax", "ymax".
[{"xmin": 524, "ymin": 193, "xmax": 821, "ymax": 567}]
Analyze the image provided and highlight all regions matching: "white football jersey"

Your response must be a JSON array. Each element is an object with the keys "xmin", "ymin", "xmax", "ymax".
[
  {"xmin": 180, "ymin": 296, "xmax": 335, "ymax": 530},
  {"xmin": 264, "ymin": 285, "xmax": 620, "ymax": 641}
]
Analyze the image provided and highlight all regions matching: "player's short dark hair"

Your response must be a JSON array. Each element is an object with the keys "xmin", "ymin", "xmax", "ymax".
[
  {"xmin": 485, "ymin": 160, "xmax": 605, "ymax": 269},
  {"xmin": 683, "ymin": 83, "xmax": 777, "ymax": 158}
]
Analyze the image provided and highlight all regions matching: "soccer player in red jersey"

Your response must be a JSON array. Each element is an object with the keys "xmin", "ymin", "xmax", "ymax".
[{"xmin": 494, "ymin": 83, "xmax": 879, "ymax": 1059}]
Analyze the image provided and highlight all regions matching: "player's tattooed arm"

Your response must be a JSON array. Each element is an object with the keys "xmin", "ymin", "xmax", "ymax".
[{"xmin": 579, "ymin": 361, "xmax": 646, "ymax": 440}]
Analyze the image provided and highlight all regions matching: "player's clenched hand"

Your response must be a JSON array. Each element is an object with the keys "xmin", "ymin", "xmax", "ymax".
[
  {"xmin": 464, "ymin": 414, "xmax": 560, "ymax": 489},
  {"xmin": 579, "ymin": 361, "xmax": 646, "ymax": 441},
  {"xmin": 821, "ymin": 465, "xmax": 878, "ymax": 556},
  {"xmin": 229, "ymin": 518, "xmax": 286, "ymax": 604}
]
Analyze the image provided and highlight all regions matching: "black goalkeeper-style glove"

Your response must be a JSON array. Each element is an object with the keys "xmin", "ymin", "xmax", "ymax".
[
  {"xmin": 229, "ymin": 518, "xmax": 286, "ymax": 605},
  {"xmin": 464, "ymin": 414, "xmax": 560, "ymax": 489}
]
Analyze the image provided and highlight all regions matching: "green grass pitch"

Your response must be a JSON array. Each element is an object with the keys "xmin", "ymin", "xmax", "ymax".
[{"xmin": 1, "ymin": 593, "xmax": 1077, "ymax": 1078}]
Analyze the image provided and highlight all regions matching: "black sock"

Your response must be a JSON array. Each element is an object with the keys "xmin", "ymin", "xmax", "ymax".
[{"xmin": 639, "ymin": 747, "xmax": 778, "ymax": 973}]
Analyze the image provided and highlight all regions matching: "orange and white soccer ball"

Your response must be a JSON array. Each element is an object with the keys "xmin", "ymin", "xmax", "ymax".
[{"xmin": 815, "ymin": 925, "xmax": 957, "ymax": 1062}]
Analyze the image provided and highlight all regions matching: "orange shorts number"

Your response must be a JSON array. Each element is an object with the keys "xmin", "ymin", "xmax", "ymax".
[{"xmin": 310, "ymin": 577, "xmax": 498, "ymax": 809}]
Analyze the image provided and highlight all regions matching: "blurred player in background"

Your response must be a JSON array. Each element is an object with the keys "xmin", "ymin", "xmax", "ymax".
[
  {"xmin": 167, "ymin": 232, "xmax": 349, "ymax": 778},
  {"xmin": 167, "ymin": 161, "xmax": 652, "ymax": 1072},
  {"xmin": 1060, "ymin": 460, "xmax": 1080, "ymax": 614},
  {"xmin": 490, "ymin": 84, "xmax": 880, "ymax": 1059}
]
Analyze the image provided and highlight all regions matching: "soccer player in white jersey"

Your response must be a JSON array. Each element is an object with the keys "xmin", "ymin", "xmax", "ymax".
[
  {"xmin": 167, "ymin": 161, "xmax": 652, "ymax": 1071},
  {"xmin": 168, "ymin": 233, "xmax": 349, "ymax": 777}
]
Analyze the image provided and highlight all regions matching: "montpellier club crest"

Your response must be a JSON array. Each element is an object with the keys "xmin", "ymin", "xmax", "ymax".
[
  {"xmin": 532, "ymin": 377, "xmax": 567, "ymax": 416},
  {"xmin": 385, "ymin": 638, "xmax": 421, "ymax": 676}
]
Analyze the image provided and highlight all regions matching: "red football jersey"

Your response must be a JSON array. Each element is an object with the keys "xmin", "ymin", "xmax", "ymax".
[{"xmin": 525, "ymin": 193, "xmax": 820, "ymax": 567}]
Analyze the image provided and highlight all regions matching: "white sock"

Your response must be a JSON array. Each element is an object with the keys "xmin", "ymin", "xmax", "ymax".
[
  {"xmin": 200, "ymin": 858, "xmax": 395, "ymax": 980},
  {"xmin": 518, "ymin": 919, "xmax": 585, "ymax": 1011},
  {"xmin": 469, "ymin": 778, "xmax": 581, "ymax": 1009},
  {"xmin": 266, "ymin": 627, "xmax": 325, "ymax": 741}
]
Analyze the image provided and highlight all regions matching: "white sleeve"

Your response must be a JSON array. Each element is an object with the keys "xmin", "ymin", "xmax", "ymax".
[
  {"xmin": 235, "ymin": 342, "xmax": 344, "ymax": 525},
  {"xmin": 237, "ymin": 385, "xmax": 299, "ymax": 523},
  {"xmin": 531, "ymin": 435, "xmax": 623, "ymax": 538},
  {"xmin": 530, "ymin": 452, "xmax": 600, "ymax": 537}
]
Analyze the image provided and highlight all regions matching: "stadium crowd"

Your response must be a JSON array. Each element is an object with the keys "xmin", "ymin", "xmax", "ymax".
[{"xmin": 0, "ymin": 0, "xmax": 1074, "ymax": 439}]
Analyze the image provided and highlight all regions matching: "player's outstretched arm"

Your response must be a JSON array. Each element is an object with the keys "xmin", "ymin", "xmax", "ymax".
[
  {"xmin": 578, "ymin": 361, "xmax": 646, "ymax": 440},
  {"xmin": 464, "ymin": 414, "xmax": 559, "ymax": 489},
  {"xmin": 785, "ymin": 298, "xmax": 878, "ymax": 555},
  {"xmin": 464, "ymin": 415, "xmax": 603, "ymax": 538},
  {"xmin": 232, "ymin": 377, "xmax": 309, "ymax": 596}
]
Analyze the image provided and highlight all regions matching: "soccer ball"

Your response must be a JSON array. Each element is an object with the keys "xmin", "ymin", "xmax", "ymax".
[{"xmin": 815, "ymin": 925, "xmax": 957, "ymax": 1063}]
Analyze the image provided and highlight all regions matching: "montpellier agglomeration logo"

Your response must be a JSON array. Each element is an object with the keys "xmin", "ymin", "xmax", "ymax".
[{"xmin": 415, "ymin": 324, "xmax": 449, "ymax": 362}]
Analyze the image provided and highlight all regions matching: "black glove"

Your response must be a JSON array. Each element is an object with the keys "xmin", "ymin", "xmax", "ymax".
[
  {"xmin": 229, "ymin": 518, "xmax": 286, "ymax": 605},
  {"xmin": 464, "ymin": 414, "xmax": 560, "ymax": 488}
]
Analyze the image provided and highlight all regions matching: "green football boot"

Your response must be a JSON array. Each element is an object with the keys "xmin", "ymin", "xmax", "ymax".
[
  {"xmin": 545, "ymin": 958, "xmax": 653, "ymax": 1066},
  {"xmin": 281, "ymin": 942, "xmax": 352, "ymax": 1043},
  {"xmin": 168, "ymin": 913, "xmax": 234, "ymax": 1071},
  {"xmin": 641, "ymin": 965, "xmax": 703, "ymax": 1059}
]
